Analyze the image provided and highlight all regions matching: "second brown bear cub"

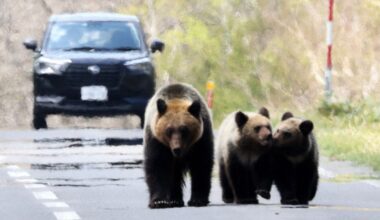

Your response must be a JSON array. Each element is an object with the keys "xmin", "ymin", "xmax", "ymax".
[
  {"xmin": 272, "ymin": 112, "xmax": 319, "ymax": 205},
  {"xmin": 217, "ymin": 108, "xmax": 273, "ymax": 204}
]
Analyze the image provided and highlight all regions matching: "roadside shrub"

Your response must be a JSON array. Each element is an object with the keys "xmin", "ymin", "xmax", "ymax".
[{"xmin": 318, "ymin": 101, "xmax": 356, "ymax": 116}]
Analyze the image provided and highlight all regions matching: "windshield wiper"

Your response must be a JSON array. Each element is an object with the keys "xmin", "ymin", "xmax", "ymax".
[
  {"xmin": 110, "ymin": 47, "xmax": 140, "ymax": 51},
  {"xmin": 64, "ymin": 46, "xmax": 140, "ymax": 52},
  {"xmin": 64, "ymin": 46, "xmax": 107, "ymax": 51}
]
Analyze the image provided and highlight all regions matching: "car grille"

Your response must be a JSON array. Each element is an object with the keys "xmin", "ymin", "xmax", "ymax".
[{"xmin": 64, "ymin": 64, "xmax": 122, "ymax": 88}]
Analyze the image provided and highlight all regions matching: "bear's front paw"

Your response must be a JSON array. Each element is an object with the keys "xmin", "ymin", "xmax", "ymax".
[
  {"xmin": 222, "ymin": 197, "xmax": 234, "ymax": 204},
  {"xmin": 256, "ymin": 189, "xmax": 271, "ymax": 200},
  {"xmin": 169, "ymin": 200, "xmax": 185, "ymax": 207},
  {"xmin": 297, "ymin": 200, "xmax": 309, "ymax": 206},
  {"xmin": 281, "ymin": 198, "xmax": 299, "ymax": 205},
  {"xmin": 188, "ymin": 199, "xmax": 209, "ymax": 207},
  {"xmin": 236, "ymin": 198, "xmax": 258, "ymax": 204},
  {"xmin": 149, "ymin": 200, "xmax": 171, "ymax": 209},
  {"xmin": 149, "ymin": 199, "xmax": 185, "ymax": 208}
]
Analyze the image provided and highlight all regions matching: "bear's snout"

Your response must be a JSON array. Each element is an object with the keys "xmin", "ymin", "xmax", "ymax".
[
  {"xmin": 258, "ymin": 128, "xmax": 272, "ymax": 146},
  {"xmin": 169, "ymin": 133, "xmax": 184, "ymax": 157},
  {"xmin": 172, "ymin": 148, "xmax": 182, "ymax": 157},
  {"xmin": 272, "ymin": 137, "xmax": 283, "ymax": 149},
  {"xmin": 272, "ymin": 138, "xmax": 278, "ymax": 146},
  {"xmin": 266, "ymin": 134, "xmax": 273, "ymax": 141},
  {"xmin": 265, "ymin": 134, "xmax": 273, "ymax": 147}
]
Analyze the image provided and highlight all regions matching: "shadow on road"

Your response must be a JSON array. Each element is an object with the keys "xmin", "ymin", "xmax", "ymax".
[{"xmin": 33, "ymin": 137, "xmax": 143, "ymax": 146}]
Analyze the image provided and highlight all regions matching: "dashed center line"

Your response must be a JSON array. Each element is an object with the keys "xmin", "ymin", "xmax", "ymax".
[
  {"xmin": 53, "ymin": 211, "xmax": 81, "ymax": 220},
  {"xmin": 25, "ymin": 183, "xmax": 47, "ymax": 189},
  {"xmin": 4, "ymin": 164, "xmax": 81, "ymax": 220},
  {"xmin": 16, "ymin": 178, "xmax": 38, "ymax": 183},
  {"xmin": 6, "ymin": 165, "xmax": 21, "ymax": 170},
  {"xmin": 7, "ymin": 171, "xmax": 31, "ymax": 178},
  {"xmin": 33, "ymin": 191, "xmax": 58, "ymax": 200}
]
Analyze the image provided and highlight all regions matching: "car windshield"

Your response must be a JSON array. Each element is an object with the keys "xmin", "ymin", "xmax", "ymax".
[{"xmin": 45, "ymin": 21, "xmax": 142, "ymax": 51}]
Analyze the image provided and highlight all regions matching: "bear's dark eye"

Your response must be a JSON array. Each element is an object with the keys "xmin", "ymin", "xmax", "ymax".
[
  {"xmin": 283, "ymin": 131, "xmax": 292, "ymax": 139},
  {"xmin": 254, "ymin": 126, "xmax": 261, "ymax": 133},
  {"xmin": 165, "ymin": 128, "xmax": 174, "ymax": 137}
]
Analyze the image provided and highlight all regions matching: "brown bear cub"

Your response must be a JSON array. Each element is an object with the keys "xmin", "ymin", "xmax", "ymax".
[
  {"xmin": 143, "ymin": 83, "xmax": 214, "ymax": 209},
  {"xmin": 217, "ymin": 108, "xmax": 273, "ymax": 204},
  {"xmin": 272, "ymin": 112, "xmax": 319, "ymax": 205}
]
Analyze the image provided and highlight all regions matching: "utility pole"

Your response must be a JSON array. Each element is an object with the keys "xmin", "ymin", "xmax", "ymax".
[{"xmin": 325, "ymin": 0, "xmax": 334, "ymax": 102}]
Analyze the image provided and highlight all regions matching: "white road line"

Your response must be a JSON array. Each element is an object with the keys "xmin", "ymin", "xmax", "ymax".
[
  {"xmin": 6, "ymin": 165, "xmax": 20, "ymax": 170},
  {"xmin": 33, "ymin": 191, "xmax": 58, "ymax": 200},
  {"xmin": 24, "ymin": 184, "xmax": 47, "ymax": 189},
  {"xmin": 10, "ymin": 170, "xmax": 82, "ymax": 219},
  {"xmin": 15, "ymin": 178, "xmax": 38, "ymax": 183},
  {"xmin": 3, "ymin": 140, "xmax": 82, "ymax": 219},
  {"xmin": 7, "ymin": 171, "xmax": 31, "ymax": 178},
  {"xmin": 363, "ymin": 180, "xmax": 380, "ymax": 188},
  {"xmin": 53, "ymin": 211, "xmax": 81, "ymax": 220},
  {"xmin": 318, "ymin": 167, "xmax": 335, "ymax": 179},
  {"xmin": 43, "ymin": 202, "xmax": 70, "ymax": 208}
]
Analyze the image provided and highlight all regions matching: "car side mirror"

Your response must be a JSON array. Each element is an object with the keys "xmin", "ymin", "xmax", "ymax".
[
  {"xmin": 150, "ymin": 40, "xmax": 165, "ymax": 53},
  {"xmin": 23, "ymin": 39, "xmax": 38, "ymax": 51}
]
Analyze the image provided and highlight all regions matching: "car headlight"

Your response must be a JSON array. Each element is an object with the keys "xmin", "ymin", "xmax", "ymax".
[
  {"xmin": 124, "ymin": 57, "xmax": 152, "ymax": 74},
  {"xmin": 34, "ymin": 57, "xmax": 71, "ymax": 75}
]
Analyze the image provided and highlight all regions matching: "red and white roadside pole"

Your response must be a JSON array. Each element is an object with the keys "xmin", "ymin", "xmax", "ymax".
[{"xmin": 325, "ymin": 0, "xmax": 334, "ymax": 102}]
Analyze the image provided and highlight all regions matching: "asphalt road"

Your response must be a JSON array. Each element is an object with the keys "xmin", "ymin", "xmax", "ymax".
[{"xmin": 1, "ymin": 129, "xmax": 380, "ymax": 220}]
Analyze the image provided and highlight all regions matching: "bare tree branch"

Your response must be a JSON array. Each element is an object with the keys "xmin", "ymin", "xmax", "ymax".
[{"xmin": 40, "ymin": 0, "xmax": 53, "ymax": 14}]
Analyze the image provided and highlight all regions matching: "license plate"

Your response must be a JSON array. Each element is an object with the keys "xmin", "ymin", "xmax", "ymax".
[{"xmin": 81, "ymin": 86, "xmax": 108, "ymax": 101}]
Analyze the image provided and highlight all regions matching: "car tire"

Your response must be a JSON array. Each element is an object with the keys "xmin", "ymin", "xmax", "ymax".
[
  {"xmin": 138, "ymin": 113, "xmax": 145, "ymax": 128},
  {"xmin": 33, "ymin": 107, "xmax": 47, "ymax": 130}
]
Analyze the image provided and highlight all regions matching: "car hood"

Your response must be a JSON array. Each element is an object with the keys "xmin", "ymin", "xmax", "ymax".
[{"xmin": 40, "ymin": 51, "xmax": 149, "ymax": 64}]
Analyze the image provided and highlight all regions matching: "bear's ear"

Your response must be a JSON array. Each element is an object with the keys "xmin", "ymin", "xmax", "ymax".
[
  {"xmin": 235, "ymin": 111, "xmax": 248, "ymax": 128},
  {"xmin": 281, "ymin": 112, "xmax": 293, "ymax": 121},
  {"xmin": 258, "ymin": 107, "xmax": 270, "ymax": 119},
  {"xmin": 188, "ymin": 101, "xmax": 201, "ymax": 118},
  {"xmin": 299, "ymin": 120, "xmax": 313, "ymax": 136},
  {"xmin": 157, "ymin": 99, "xmax": 167, "ymax": 115}
]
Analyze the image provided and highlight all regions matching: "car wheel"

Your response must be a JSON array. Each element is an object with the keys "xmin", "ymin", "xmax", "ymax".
[
  {"xmin": 138, "ymin": 113, "xmax": 145, "ymax": 129},
  {"xmin": 33, "ymin": 108, "xmax": 47, "ymax": 130}
]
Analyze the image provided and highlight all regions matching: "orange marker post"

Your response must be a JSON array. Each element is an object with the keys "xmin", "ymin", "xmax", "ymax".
[{"xmin": 206, "ymin": 81, "xmax": 215, "ymax": 109}]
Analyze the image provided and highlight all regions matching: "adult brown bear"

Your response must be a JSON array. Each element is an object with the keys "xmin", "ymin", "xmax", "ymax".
[{"xmin": 143, "ymin": 83, "xmax": 214, "ymax": 208}]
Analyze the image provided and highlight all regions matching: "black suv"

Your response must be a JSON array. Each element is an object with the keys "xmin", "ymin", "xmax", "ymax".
[{"xmin": 23, "ymin": 13, "xmax": 164, "ymax": 129}]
